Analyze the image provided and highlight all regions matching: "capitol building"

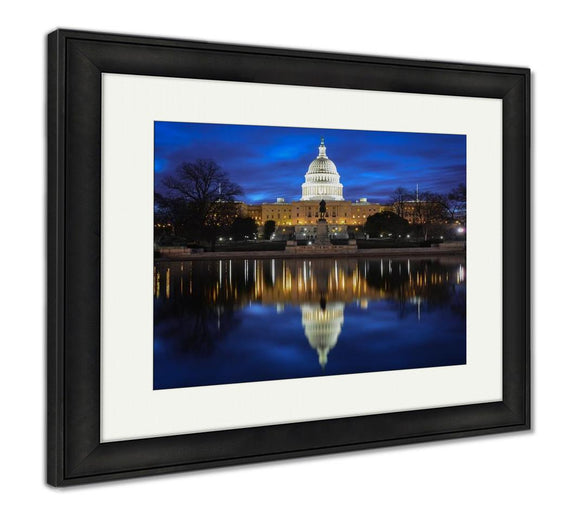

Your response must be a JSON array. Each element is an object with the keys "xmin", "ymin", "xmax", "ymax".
[{"xmin": 240, "ymin": 138, "xmax": 389, "ymax": 239}]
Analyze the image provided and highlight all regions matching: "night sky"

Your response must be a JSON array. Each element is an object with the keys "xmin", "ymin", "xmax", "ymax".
[{"xmin": 154, "ymin": 121, "xmax": 466, "ymax": 204}]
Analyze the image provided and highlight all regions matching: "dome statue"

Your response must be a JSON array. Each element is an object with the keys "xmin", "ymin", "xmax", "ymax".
[{"xmin": 300, "ymin": 138, "xmax": 345, "ymax": 201}]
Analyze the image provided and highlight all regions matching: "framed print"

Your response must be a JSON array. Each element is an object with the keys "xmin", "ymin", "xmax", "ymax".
[{"xmin": 47, "ymin": 29, "xmax": 530, "ymax": 486}]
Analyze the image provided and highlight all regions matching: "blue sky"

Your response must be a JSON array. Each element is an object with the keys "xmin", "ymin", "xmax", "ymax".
[{"xmin": 154, "ymin": 121, "xmax": 466, "ymax": 204}]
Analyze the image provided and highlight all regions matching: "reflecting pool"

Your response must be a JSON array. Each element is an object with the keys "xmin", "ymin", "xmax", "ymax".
[{"xmin": 154, "ymin": 256, "xmax": 466, "ymax": 390}]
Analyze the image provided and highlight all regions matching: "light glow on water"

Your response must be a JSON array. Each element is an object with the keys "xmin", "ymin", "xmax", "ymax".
[{"xmin": 154, "ymin": 256, "xmax": 466, "ymax": 390}]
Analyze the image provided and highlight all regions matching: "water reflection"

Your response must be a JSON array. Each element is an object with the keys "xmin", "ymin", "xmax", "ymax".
[
  {"xmin": 302, "ymin": 299, "xmax": 344, "ymax": 369},
  {"xmin": 154, "ymin": 256, "xmax": 466, "ymax": 389}
]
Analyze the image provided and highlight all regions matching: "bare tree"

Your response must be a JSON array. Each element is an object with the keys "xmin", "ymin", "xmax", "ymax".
[
  {"xmin": 411, "ymin": 191, "xmax": 447, "ymax": 240},
  {"xmin": 391, "ymin": 187, "xmax": 411, "ymax": 219},
  {"xmin": 445, "ymin": 184, "xmax": 466, "ymax": 222},
  {"xmin": 158, "ymin": 159, "xmax": 243, "ymax": 249}
]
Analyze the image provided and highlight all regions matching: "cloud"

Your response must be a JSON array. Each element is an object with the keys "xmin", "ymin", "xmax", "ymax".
[{"xmin": 155, "ymin": 122, "xmax": 466, "ymax": 203}]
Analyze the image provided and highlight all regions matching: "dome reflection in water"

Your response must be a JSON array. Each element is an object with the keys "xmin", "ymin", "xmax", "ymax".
[{"xmin": 153, "ymin": 256, "xmax": 466, "ymax": 390}]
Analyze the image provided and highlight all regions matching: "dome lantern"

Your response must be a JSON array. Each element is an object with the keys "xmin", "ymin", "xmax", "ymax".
[{"xmin": 318, "ymin": 137, "xmax": 327, "ymax": 158}]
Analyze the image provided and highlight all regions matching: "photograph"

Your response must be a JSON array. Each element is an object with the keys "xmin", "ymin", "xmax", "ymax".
[{"xmin": 153, "ymin": 122, "xmax": 467, "ymax": 390}]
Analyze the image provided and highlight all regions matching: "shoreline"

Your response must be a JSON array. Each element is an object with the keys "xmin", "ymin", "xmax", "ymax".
[{"xmin": 156, "ymin": 245, "xmax": 466, "ymax": 262}]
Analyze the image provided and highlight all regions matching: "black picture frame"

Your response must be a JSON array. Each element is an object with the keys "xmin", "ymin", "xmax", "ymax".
[{"xmin": 47, "ymin": 29, "xmax": 530, "ymax": 486}]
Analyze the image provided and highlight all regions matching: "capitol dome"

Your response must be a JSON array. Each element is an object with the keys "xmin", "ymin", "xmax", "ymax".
[{"xmin": 301, "ymin": 138, "xmax": 344, "ymax": 201}]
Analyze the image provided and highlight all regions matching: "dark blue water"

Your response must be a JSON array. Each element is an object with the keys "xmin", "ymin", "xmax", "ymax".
[{"xmin": 154, "ymin": 256, "xmax": 466, "ymax": 390}]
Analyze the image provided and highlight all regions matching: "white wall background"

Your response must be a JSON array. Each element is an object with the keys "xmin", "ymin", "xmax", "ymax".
[{"xmin": 1, "ymin": 1, "xmax": 576, "ymax": 507}]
